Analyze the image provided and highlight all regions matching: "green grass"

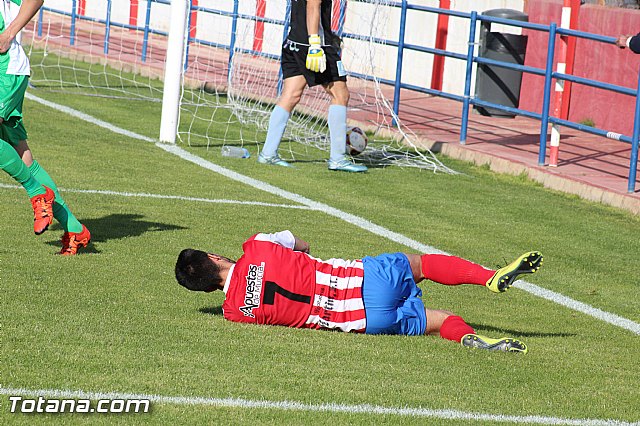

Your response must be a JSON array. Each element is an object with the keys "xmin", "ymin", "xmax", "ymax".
[{"xmin": 1, "ymin": 65, "xmax": 639, "ymax": 424}]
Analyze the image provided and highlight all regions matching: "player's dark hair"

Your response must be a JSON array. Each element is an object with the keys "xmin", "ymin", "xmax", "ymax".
[{"xmin": 175, "ymin": 249, "xmax": 223, "ymax": 292}]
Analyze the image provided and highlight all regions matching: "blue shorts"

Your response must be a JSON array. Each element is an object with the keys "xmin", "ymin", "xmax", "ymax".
[{"xmin": 361, "ymin": 253, "xmax": 427, "ymax": 336}]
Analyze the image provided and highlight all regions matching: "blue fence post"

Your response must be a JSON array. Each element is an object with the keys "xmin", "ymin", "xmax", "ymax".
[
  {"xmin": 277, "ymin": 0, "xmax": 292, "ymax": 97},
  {"xmin": 70, "ymin": 0, "xmax": 77, "ymax": 46},
  {"xmin": 538, "ymin": 23, "xmax": 557, "ymax": 166},
  {"xmin": 185, "ymin": 0, "xmax": 193, "ymax": 72},
  {"xmin": 104, "ymin": 0, "xmax": 112, "ymax": 54},
  {"xmin": 37, "ymin": 6, "xmax": 44, "ymax": 38},
  {"xmin": 338, "ymin": 0, "xmax": 347, "ymax": 36},
  {"xmin": 628, "ymin": 68, "xmax": 640, "ymax": 193},
  {"xmin": 460, "ymin": 10, "xmax": 477, "ymax": 145},
  {"xmin": 392, "ymin": 0, "xmax": 408, "ymax": 127},
  {"xmin": 142, "ymin": 0, "xmax": 152, "ymax": 62},
  {"xmin": 228, "ymin": 0, "xmax": 240, "ymax": 83}
]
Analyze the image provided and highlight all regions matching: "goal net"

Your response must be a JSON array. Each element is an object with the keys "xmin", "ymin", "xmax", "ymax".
[{"xmin": 25, "ymin": 0, "xmax": 455, "ymax": 172}]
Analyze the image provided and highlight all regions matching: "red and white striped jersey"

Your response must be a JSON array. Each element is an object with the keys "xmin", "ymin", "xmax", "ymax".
[{"xmin": 222, "ymin": 231, "xmax": 366, "ymax": 332}]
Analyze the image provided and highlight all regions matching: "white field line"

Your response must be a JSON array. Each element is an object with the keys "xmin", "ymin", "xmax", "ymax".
[
  {"xmin": 25, "ymin": 92, "xmax": 640, "ymax": 337},
  {"xmin": 0, "ymin": 387, "xmax": 637, "ymax": 426},
  {"xmin": 0, "ymin": 183, "xmax": 311, "ymax": 210}
]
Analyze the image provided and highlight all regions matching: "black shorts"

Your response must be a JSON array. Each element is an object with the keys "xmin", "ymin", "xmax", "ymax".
[{"xmin": 281, "ymin": 39, "xmax": 347, "ymax": 87}]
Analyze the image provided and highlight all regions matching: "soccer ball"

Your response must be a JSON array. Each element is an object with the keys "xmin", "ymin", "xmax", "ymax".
[{"xmin": 346, "ymin": 126, "xmax": 368, "ymax": 156}]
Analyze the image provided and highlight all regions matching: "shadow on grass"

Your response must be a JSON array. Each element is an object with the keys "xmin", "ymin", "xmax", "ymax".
[
  {"xmin": 199, "ymin": 306, "xmax": 224, "ymax": 316},
  {"xmin": 196, "ymin": 309, "xmax": 574, "ymax": 339},
  {"xmin": 46, "ymin": 213, "xmax": 188, "ymax": 254},
  {"xmin": 468, "ymin": 323, "xmax": 576, "ymax": 338},
  {"xmin": 183, "ymin": 142, "xmax": 393, "ymax": 169}
]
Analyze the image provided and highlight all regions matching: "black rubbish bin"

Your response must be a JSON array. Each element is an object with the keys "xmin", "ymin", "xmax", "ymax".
[{"xmin": 474, "ymin": 9, "xmax": 528, "ymax": 117}]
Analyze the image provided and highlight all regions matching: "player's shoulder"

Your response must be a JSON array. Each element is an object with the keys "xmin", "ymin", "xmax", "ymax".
[
  {"xmin": 242, "ymin": 233, "xmax": 269, "ymax": 249},
  {"xmin": 244, "ymin": 233, "xmax": 260, "ymax": 243},
  {"xmin": 244, "ymin": 231, "xmax": 295, "ymax": 249}
]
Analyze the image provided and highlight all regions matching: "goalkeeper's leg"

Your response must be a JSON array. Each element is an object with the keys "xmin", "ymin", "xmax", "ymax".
[
  {"xmin": 259, "ymin": 76, "xmax": 307, "ymax": 166},
  {"xmin": 325, "ymin": 81, "xmax": 349, "ymax": 163},
  {"xmin": 324, "ymin": 81, "xmax": 367, "ymax": 173},
  {"xmin": 328, "ymin": 104, "xmax": 347, "ymax": 162}
]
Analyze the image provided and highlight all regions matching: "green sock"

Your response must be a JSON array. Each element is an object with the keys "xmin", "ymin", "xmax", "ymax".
[
  {"xmin": 0, "ymin": 140, "xmax": 44, "ymax": 198},
  {"xmin": 28, "ymin": 160, "xmax": 83, "ymax": 233}
]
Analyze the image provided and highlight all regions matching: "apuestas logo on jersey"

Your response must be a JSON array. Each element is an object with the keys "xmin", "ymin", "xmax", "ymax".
[{"xmin": 240, "ymin": 262, "xmax": 265, "ymax": 318}]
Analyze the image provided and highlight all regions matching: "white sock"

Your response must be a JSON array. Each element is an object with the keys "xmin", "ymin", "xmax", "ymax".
[
  {"xmin": 262, "ymin": 106, "xmax": 290, "ymax": 157},
  {"xmin": 328, "ymin": 105, "xmax": 347, "ymax": 162}
]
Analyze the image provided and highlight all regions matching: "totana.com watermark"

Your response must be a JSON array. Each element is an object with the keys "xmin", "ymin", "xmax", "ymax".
[{"xmin": 7, "ymin": 396, "xmax": 150, "ymax": 413}]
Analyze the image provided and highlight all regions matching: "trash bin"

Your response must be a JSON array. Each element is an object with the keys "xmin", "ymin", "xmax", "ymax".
[{"xmin": 474, "ymin": 9, "xmax": 528, "ymax": 117}]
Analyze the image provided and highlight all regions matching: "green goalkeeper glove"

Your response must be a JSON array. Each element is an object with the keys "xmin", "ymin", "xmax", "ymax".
[{"xmin": 306, "ymin": 34, "xmax": 326, "ymax": 73}]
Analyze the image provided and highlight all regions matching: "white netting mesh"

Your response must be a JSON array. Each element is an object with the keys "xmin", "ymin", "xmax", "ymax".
[
  {"xmin": 182, "ymin": 0, "xmax": 455, "ymax": 171},
  {"xmin": 26, "ymin": 2, "xmax": 167, "ymax": 102},
  {"xmin": 25, "ymin": 0, "xmax": 455, "ymax": 172}
]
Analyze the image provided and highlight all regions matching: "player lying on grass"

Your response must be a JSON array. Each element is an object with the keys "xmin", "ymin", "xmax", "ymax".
[
  {"xmin": 0, "ymin": 0, "xmax": 89, "ymax": 254},
  {"xmin": 175, "ymin": 231, "xmax": 543, "ymax": 353}
]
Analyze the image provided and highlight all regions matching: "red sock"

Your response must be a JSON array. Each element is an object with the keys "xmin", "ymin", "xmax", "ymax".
[
  {"xmin": 439, "ymin": 315, "xmax": 475, "ymax": 342},
  {"xmin": 421, "ymin": 254, "xmax": 495, "ymax": 286}
]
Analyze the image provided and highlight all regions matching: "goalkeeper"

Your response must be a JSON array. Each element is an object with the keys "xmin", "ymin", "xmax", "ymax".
[
  {"xmin": 0, "ymin": 0, "xmax": 90, "ymax": 255},
  {"xmin": 257, "ymin": 0, "xmax": 367, "ymax": 172}
]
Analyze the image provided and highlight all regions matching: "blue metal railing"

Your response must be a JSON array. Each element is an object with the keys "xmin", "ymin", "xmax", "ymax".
[
  {"xmin": 38, "ymin": 0, "xmax": 171, "ymax": 62},
  {"xmin": 70, "ymin": 0, "xmax": 76, "ymax": 46},
  {"xmin": 460, "ymin": 10, "xmax": 478, "ymax": 143},
  {"xmin": 391, "ymin": 0, "xmax": 408, "ymax": 127},
  {"xmin": 35, "ymin": 0, "xmax": 640, "ymax": 193},
  {"xmin": 228, "ymin": 0, "xmax": 240, "ymax": 83},
  {"xmin": 539, "ymin": 22, "xmax": 558, "ymax": 166}
]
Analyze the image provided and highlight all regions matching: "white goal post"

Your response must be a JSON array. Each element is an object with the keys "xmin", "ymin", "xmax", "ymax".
[{"xmin": 159, "ymin": 0, "xmax": 189, "ymax": 144}]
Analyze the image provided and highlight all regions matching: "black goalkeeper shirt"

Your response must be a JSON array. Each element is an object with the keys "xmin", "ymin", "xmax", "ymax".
[{"xmin": 287, "ymin": 0, "xmax": 339, "ymax": 47}]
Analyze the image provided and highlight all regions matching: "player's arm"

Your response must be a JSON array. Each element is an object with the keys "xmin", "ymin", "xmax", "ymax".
[
  {"xmin": 253, "ymin": 231, "xmax": 310, "ymax": 253},
  {"xmin": 306, "ymin": 0, "xmax": 322, "ymax": 36},
  {"xmin": 305, "ymin": 0, "xmax": 326, "ymax": 73},
  {"xmin": 0, "ymin": 0, "xmax": 44, "ymax": 53},
  {"xmin": 616, "ymin": 35, "xmax": 631, "ymax": 49},
  {"xmin": 616, "ymin": 33, "xmax": 640, "ymax": 52},
  {"xmin": 292, "ymin": 235, "xmax": 310, "ymax": 253}
]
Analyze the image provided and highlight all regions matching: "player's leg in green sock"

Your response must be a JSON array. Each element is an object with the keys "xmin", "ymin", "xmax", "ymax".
[
  {"xmin": 0, "ymin": 139, "xmax": 44, "ymax": 198},
  {"xmin": 28, "ymin": 159, "xmax": 83, "ymax": 233}
]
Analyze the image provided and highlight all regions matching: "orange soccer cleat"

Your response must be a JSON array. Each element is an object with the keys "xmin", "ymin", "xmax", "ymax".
[
  {"xmin": 60, "ymin": 224, "xmax": 91, "ymax": 256},
  {"xmin": 30, "ymin": 186, "xmax": 55, "ymax": 235}
]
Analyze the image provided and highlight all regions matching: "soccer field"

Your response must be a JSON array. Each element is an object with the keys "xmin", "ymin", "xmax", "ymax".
[{"xmin": 1, "ymin": 88, "xmax": 639, "ymax": 425}]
